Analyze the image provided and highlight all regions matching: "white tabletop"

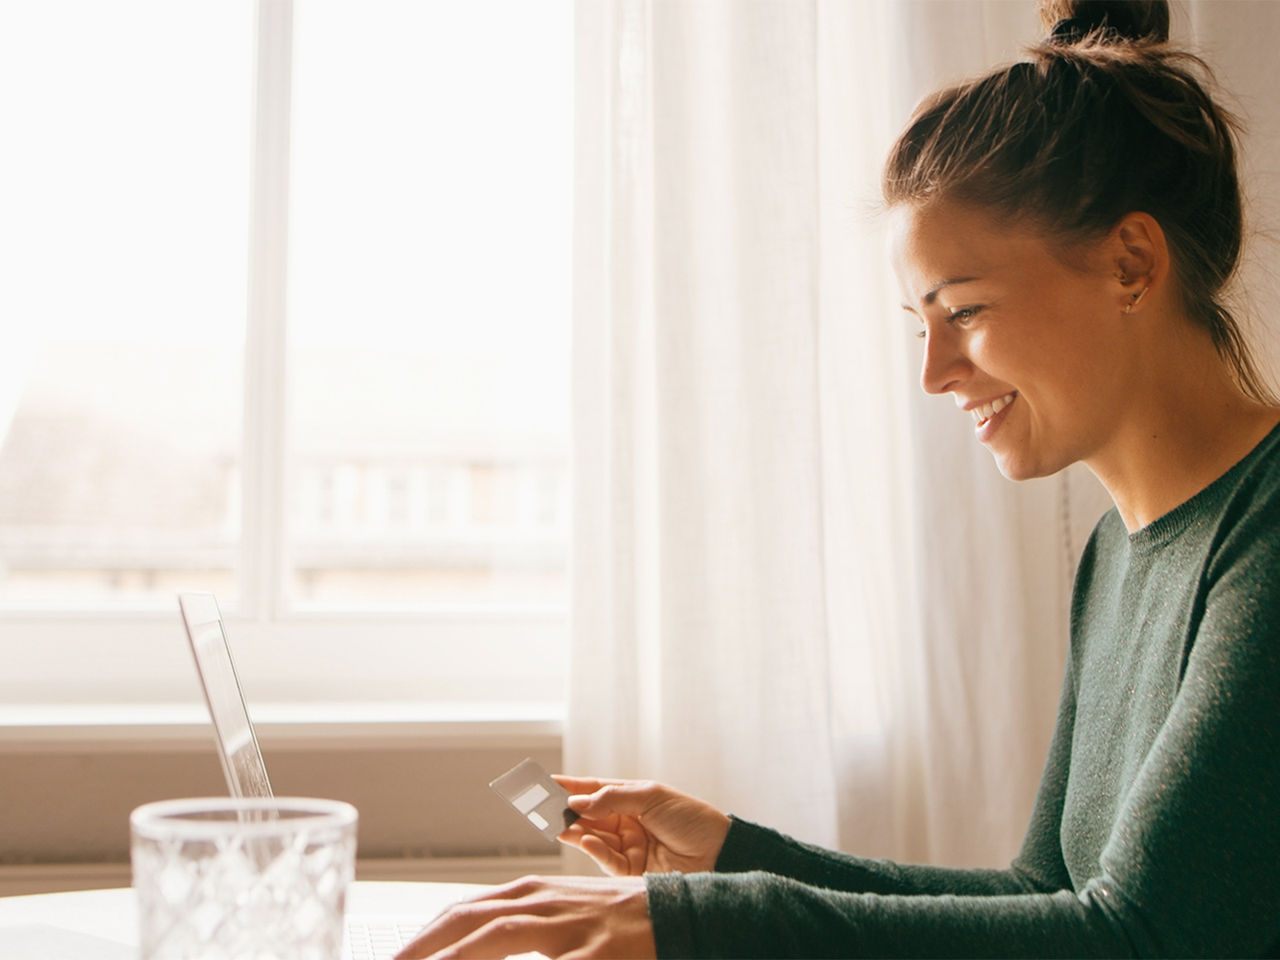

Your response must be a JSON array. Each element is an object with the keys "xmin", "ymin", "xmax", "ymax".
[{"xmin": 0, "ymin": 880, "xmax": 482, "ymax": 959}]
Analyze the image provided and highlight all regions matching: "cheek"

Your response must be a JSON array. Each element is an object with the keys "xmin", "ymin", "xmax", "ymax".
[
  {"xmin": 973, "ymin": 315, "xmax": 1091, "ymax": 386},
  {"xmin": 969, "ymin": 327, "xmax": 1039, "ymax": 379}
]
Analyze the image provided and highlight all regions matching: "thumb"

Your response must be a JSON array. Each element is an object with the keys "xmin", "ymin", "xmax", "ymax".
[{"xmin": 568, "ymin": 781, "xmax": 663, "ymax": 819}]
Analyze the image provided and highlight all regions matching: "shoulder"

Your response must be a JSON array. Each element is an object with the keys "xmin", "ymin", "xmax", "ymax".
[
  {"xmin": 1205, "ymin": 420, "xmax": 1280, "ymax": 568},
  {"xmin": 1225, "ymin": 418, "xmax": 1280, "ymax": 498},
  {"xmin": 1191, "ymin": 423, "xmax": 1280, "ymax": 672}
]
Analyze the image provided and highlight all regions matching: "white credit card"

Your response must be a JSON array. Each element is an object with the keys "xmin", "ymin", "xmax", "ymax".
[{"xmin": 489, "ymin": 758, "xmax": 579, "ymax": 842}]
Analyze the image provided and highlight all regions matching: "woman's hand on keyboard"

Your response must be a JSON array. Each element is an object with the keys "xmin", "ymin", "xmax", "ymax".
[
  {"xmin": 554, "ymin": 777, "xmax": 732, "ymax": 876},
  {"xmin": 393, "ymin": 874, "xmax": 653, "ymax": 960}
]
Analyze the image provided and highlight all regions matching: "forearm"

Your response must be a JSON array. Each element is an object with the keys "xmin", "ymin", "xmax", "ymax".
[
  {"xmin": 647, "ymin": 870, "xmax": 1132, "ymax": 959},
  {"xmin": 714, "ymin": 817, "xmax": 1044, "ymax": 897}
]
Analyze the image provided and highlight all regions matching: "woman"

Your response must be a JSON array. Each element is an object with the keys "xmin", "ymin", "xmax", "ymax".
[{"xmin": 399, "ymin": 1, "xmax": 1280, "ymax": 956}]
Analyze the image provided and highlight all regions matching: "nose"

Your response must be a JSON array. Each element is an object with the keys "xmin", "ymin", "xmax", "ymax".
[{"xmin": 919, "ymin": 326, "xmax": 970, "ymax": 396}]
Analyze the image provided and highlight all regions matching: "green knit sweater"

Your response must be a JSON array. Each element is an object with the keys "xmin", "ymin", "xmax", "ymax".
[{"xmin": 646, "ymin": 423, "xmax": 1280, "ymax": 957}]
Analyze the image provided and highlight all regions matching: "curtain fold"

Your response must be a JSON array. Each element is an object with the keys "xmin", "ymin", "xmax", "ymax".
[{"xmin": 569, "ymin": 0, "xmax": 1280, "ymax": 868}]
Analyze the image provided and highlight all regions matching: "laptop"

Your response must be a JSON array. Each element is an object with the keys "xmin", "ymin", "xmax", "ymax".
[{"xmin": 177, "ymin": 592, "xmax": 431, "ymax": 960}]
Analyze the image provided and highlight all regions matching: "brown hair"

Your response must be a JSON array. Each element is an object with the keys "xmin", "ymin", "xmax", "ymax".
[{"xmin": 882, "ymin": 0, "xmax": 1275, "ymax": 404}]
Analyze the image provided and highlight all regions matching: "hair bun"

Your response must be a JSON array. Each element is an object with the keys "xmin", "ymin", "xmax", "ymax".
[{"xmin": 1039, "ymin": 0, "xmax": 1170, "ymax": 45}]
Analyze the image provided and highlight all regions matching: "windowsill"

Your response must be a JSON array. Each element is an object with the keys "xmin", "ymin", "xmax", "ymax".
[{"xmin": 0, "ymin": 701, "xmax": 564, "ymax": 753}]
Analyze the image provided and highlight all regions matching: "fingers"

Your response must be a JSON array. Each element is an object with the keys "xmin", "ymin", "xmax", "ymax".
[
  {"xmin": 559, "ymin": 821, "xmax": 647, "ymax": 876},
  {"xmin": 562, "ymin": 780, "xmax": 665, "ymax": 820},
  {"xmin": 551, "ymin": 775, "xmax": 627, "ymax": 796},
  {"xmin": 397, "ymin": 913, "xmax": 542, "ymax": 959},
  {"xmin": 393, "ymin": 876, "xmax": 653, "ymax": 960},
  {"xmin": 558, "ymin": 821, "xmax": 630, "ymax": 875},
  {"xmin": 558, "ymin": 819, "xmax": 619, "ymax": 853},
  {"xmin": 394, "ymin": 879, "xmax": 547, "ymax": 959},
  {"xmin": 615, "ymin": 818, "xmax": 651, "ymax": 875},
  {"xmin": 558, "ymin": 814, "xmax": 624, "ymax": 854},
  {"xmin": 580, "ymin": 832, "xmax": 632, "ymax": 875}
]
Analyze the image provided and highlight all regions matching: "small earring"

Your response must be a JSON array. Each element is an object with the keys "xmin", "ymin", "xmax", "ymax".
[
  {"xmin": 1114, "ymin": 270, "xmax": 1128, "ymax": 283},
  {"xmin": 1124, "ymin": 287, "xmax": 1149, "ymax": 314}
]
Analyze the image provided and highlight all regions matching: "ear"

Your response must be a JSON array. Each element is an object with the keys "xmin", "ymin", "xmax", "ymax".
[{"xmin": 1110, "ymin": 212, "xmax": 1169, "ymax": 315}]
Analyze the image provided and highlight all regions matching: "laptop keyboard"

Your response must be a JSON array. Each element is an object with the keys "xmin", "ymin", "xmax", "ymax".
[{"xmin": 345, "ymin": 917, "xmax": 424, "ymax": 960}]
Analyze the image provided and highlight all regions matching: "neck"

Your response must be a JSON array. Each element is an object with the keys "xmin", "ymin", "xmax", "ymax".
[{"xmin": 1086, "ymin": 338, "xmax": 1279, "ymax": 532}]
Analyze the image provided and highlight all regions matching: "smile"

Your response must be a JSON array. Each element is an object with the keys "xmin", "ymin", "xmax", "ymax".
[{"xmin": 972, "ymin": 392, "xmax": 1017, "ymax": 427}]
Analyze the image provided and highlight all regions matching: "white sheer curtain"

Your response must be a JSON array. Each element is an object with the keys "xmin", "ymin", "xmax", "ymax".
[{"xmin": 568, "ymin": 0, "xmax": 1280, "ymax": 868}]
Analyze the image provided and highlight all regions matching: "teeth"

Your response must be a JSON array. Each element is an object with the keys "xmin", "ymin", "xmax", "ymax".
[{"xmin": 972, "ymin": 392, "xmax": 1016, "ymax": 425}]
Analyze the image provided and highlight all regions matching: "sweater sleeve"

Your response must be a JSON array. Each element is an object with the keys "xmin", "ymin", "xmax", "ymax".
[
  {"xmin": 645, "ymin": 497, "xmax": 1280, "ymax": 958},
  {"xmin": 646, "ymin": 872, "xmax": 1131, "ymax": 959},
  {"xmin": 710, "ymin": 817, "xmax": 1043, "ymax": 897}
]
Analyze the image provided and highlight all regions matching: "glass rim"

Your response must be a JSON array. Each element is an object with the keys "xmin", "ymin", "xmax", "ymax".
[{"xmin": 130, "ymin": 796, "xmax": 357, "ymax": 840}]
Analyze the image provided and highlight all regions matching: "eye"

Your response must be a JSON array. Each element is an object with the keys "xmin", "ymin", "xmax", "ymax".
[{"xmin": 948, "ymin": 305, "xmax": 984, "ymax": 325}]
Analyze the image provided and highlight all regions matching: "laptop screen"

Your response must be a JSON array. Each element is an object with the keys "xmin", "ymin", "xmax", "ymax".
[{"xmin": 178, "ymin": 593, "xmax": 273, "ymax": 800}]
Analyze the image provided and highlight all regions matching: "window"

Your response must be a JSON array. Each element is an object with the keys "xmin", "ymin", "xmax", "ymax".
[
  {"xmin": 287, "ymin": 0, "xmax": 572, "ymax": 610},
  {"xmin": 0, "ymin": 0, "xmax": 572, "ymax": 709},
  {"xmin": 0, "ymin": 2, "xmax": 253, "ymax": 609}
]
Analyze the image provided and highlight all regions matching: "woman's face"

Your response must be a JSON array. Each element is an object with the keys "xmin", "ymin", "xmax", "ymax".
[{"xmin": 890, "ymin": 198, "xmax": 1130, "ymax": 481}]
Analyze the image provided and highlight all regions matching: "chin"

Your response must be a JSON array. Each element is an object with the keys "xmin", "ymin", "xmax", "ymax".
[{"xmin": 990, "ymin": 450, "xmax": 1058, "ymax": 482}]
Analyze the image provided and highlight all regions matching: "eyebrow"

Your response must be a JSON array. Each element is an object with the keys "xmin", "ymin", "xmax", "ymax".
[{"xmin": 900, "ymin": 276, "xmax": 980, "ymax": 311}]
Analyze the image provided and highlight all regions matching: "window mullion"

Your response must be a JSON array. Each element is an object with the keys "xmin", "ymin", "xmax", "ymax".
[{"xmin": 242, "ymin": 0, "xmax": 294, "ymax": 621}]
